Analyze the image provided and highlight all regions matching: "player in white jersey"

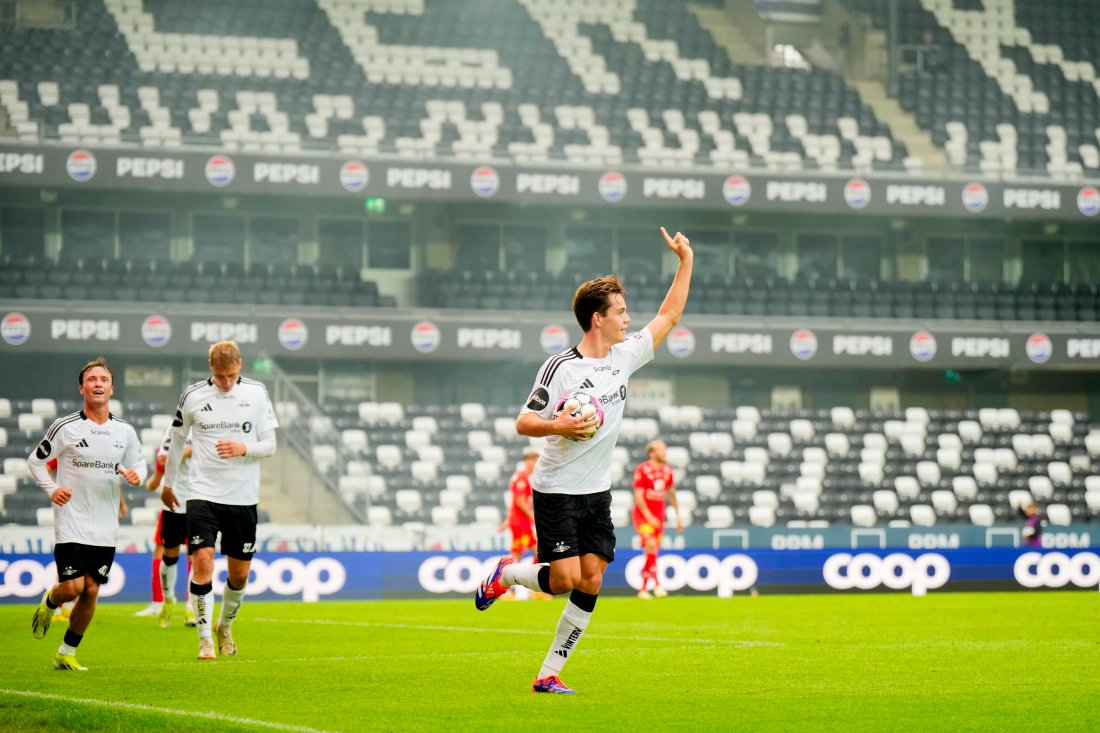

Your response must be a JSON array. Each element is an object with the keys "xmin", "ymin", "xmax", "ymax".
[
  {"xmin": 161, "ymin": 340, "xmax": 278, "ymax": 660},
  {"xmin": 475, "ymin": 227, "xmax": 693, "ymax": 694},
  {"xmin": 145, "ymin": 424, "xmax": 194, "ymax": 628},
  {"xmin": 28, "ymin": 358, "xmax": 147, "ymax": 671}
]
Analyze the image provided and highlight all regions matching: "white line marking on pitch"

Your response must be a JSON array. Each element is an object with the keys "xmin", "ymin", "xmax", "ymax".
[
  {"xmin": 252, "ymin": 617, "xmax": 783, "ymax": 647},
  {"xmin": 0, "ymin": 689, "xmax": 336, "ymax": 733}
]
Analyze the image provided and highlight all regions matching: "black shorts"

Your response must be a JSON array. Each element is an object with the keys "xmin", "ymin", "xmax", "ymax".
[
  {"xmin": 186, "ymin": 500, "xmax": 258, "ymax": 561},
  {"xmin": 157, "ymin": 510, "xmax": 189, "ymax": 549},
  {"xmin": 532, "ymin": 490, "xmax": 616, "ymax": 564},
  {"xmin": 54, "ymin": 542, "xmax": 116, "ymax": 585}
]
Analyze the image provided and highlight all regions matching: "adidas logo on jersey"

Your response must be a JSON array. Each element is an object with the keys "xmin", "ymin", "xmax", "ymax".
[
  {"xmin": 579, "ymin": 378, "xmax": 595, "ymax": 390},
  {"xmin": 200, "ymin": 404, "xmax": 214, "ymax": 412},
  {"xmin": 75, "ymin": 438, "xmax": 89, "ymax": 448}
]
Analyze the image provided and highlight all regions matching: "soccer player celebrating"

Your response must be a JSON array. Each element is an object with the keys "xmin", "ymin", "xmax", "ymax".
[
  {"xmin": 161, "ymin": 340, "xmax": 278, "ymax": 660},
  {"xmin": 475, "ymin": 227, "xmax": 693, "ymax": 694},
  {"xmin": 28, "ymin": 357, "xmax": 147, "ymax": 671},
  {"xmin": 632, "ymin": 438, "xmax": 682, "ymax": 599},
  {"xmin": 146, "ymin": 424, "xmax": 195, "ymax": 628}
]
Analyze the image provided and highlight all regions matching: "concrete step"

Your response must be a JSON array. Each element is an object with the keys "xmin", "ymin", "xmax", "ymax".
[
  {"xmin": 260, "ymin": 441, "xmax": 355, "ymax": 525},
  {"xmin": 854, "ymin": 79, "xmax": 951, "ymax": 172},
  {"xmin": 689, "ymin": 3, "xmax": 765, "ymax": 66}
]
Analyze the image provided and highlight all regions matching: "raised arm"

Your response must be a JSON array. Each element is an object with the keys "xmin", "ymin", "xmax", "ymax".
[{"xmin": 645, "ymin": 227, "xmax": 694, "ymax": 349}]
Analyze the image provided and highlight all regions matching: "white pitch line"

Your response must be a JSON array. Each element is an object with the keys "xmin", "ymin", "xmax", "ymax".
[
  {"xmin": 251, "ymin": 617, "xmax": 783, "ymax": 647},
  {"xmin": 0, "ymin": 689, "xmax": 337, "ymax": 733}
]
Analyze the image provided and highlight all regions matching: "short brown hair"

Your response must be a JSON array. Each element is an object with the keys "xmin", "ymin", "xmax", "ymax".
[
  {"xmin": 209, "ymin": 340, "xmax": 242, "ymax": 370},
  {"xmin": 572, "ymin": 275, "xmax": 626, "ymax": 332},
  {"xmin": 78, "ymin": 357, "xmax": 112, "ymax": 385}
]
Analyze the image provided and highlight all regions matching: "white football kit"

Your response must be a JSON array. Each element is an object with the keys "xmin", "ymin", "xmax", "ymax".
[
  {"xmin": 27, "ymin": 410, "xmax": 147, "ymax": 546},
  {"xmin": 521, "ymin": 328, "xmax": 654, "ymax": 495},
  {"xmin": 164, "ymin": 377, "xmax": 278, "ymax": 506}
]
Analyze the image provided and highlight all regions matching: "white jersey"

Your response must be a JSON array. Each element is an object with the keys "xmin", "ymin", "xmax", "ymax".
[
  {"xmin": 27, "ymin": 410, "xmax": 146, "ymax": 547},
  {"xmin": 156, "ymin": 424, "xmax": 191, "ymax": 514},
  {"xmin": 166, "ymin": 376, "xmax": 278, "ymax": 506},
  {"xmin": 522, "ymin": 328, "xmax": 654, "ymax": 495}
]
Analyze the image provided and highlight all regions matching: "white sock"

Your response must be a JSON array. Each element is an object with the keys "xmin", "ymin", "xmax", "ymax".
[
  {"xmin": 161, "ymin": 561, "xmax": 178, "ymax": 602},
  {"xmin": 537, "ymin": 601, "xmax": 592, "ymax": 679},
  {"xmin": 219, "ymin": 582, "xmax": 247, "ymax": 630},
  {"xmin": 192, "ymin": 591, "xmax": 214, "ymax": 640},
  {"xmin": 502, "ymin": 562, "xmax": 547, "ymax": 591},
  {"xmin": 58, "ymin": 642, "xmax": 77, "ymax": 656}
]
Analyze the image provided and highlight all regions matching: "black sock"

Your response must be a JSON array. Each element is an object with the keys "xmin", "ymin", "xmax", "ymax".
[
  {"xmin": 537, "ymin": 565, "xmax": 552, "ymax": 594},
  {"xmin": 45, "ymin": 593, "xmax": 59, "ymax": 610},
  {"xmin": 225, "ymin": 578, "xmax": 243, "ymax": 592},
  {"xmin": 163, "ymin": 555, "xmax": 179, "ymax": 567},
  {"xmin": 191, "ymin": 580, "xmax": 213, "ymax": 596},
  {"xmin": 63, "ymin": 629, "xmax": 83, "ymax": 648},
  {"xmin": 569, "ymin": 589, "xmax": 598, "ymax": 613}
]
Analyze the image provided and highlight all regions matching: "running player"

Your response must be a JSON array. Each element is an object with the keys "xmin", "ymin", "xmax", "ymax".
[
  {"xmin": 475, "ymin": 227, "xmax": 693, "ymax": 694},
  {"xmin": 28, "ymin": 357, "xmax": 147, "ymax": 670},
  {"xmin": 146, "ymin": 424, "xmax": 195, "ymax": 627},
  {"xmin": 161, "ymin": 340, "xmax": 278, "ymax": 660},
  {"xmin": 632, "ymin": 438, "xmax": 682, "ymax": 598}
]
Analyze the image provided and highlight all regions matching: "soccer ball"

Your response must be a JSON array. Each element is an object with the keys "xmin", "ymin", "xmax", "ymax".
[{"xmin": 554, "ymin": 390, "xmax": 605, "ymax": 442}]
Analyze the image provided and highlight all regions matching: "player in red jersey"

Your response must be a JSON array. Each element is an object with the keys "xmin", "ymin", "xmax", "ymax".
[
  {"xmin": 499, "ymin": 447, "xmax": 547, "ymax": 599},
  {"xmin": 632, "ymin": 439, "xmax": 682, "ymax": 598}
]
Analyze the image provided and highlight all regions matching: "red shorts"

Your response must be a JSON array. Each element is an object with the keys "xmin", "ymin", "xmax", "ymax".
[
  {"xmin": 509, "ymin": 522, "xmax": 536, "ymax": 555},
  {"xmin": 633, "ymin": 513, "xmax": 664, "ymax": 543}
]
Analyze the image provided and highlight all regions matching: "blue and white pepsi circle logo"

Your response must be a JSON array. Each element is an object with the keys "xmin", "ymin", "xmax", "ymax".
[
  {"xmin": 411, "ymin": 321, "xmax": 441, "ymax": 354},
  {"xmin": 205, "ymin": 155, "xmax": 236, "ymax": 187},
  {"xmin": 844, "ymin": 178, "xmax": 871, "ymax": 209},
  {"xmin": 540, "ymin": 324, "xmax": 570, "ymax": 355},
  {"xmin": 598, "ymin": 171, "xmax": 627, "ymax": 203},
  {"xmin": 1, "ymin": 312, "xmax": 31, "ymax": 346},
  {"xmin": 339, "ymin": 161, "xmax": 369, "ymax": 192},
  {"xmin": 1077, "ymin": 185, "xmax": 1100, "ymax": 217},
  {"xmin": 722, "ymin": 175, "xmax": 751, "ymax": 206},
  {"xmin": 1025, "ymin": 332, "xmax": 1053, "ymax": 364},
  {"xmin": 469, "ymin": 166, "xmax": 499, "ymax": 198},
  {"xmin": 789, "ymin": 329, "xmax": 818, "ymax": 360},
  {"xmin": 962, "ymin": 182, "xmax": 988, "ymax": 213},
  {"xmin": 666, "ymin": 327, "xmax": 695, "ymax": 359},
  {"xmin": 140, "ymin": 315, "xmax": 172, "ymax": 348},
  {"xmin": 278, "ymin": 318, "xmax": 309, "ymax": 351},
  {"xmin": 66, "ymin": 149, "xmax": 97, "ymax": 182},
  {"xmin": 909, "ymin": 330, "xmax": 937, "ymax": 363}
]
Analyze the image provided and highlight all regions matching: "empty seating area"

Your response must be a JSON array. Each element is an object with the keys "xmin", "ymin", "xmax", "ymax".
[{"xmin": 0, "ymin": 256, "xmax": 394, "ymax": 308}]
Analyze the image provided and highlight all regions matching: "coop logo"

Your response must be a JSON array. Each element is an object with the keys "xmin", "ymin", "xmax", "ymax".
[
  {"xmin": 843, "ymin": 178, "xmax": 871, "ymax": 209},
  {"xmin": 0, "ymin": 152, "xmax": 44, "ymax": 174},
  {"xmin": 205, "ymin": 155, "xmax": 235, "ymax": 187},
  {"xmin": 212, "ymin": 556, "xmax": 345, "ymax": 601},
  {"xmin": 339, "ymin": 161, "xmax": 369, "ymax": 192},
  {"xmin": 418, "ymin": 556, "xmax": 508, "ymax": 594},
  {"xmin": 833, "ymin": 334, "xmax": 891, "ymax": 356},
  {"xmin": 1004, "ymin": 188, "xmax": 1060, "ymax": 210},
  {"xmin": 469, "ymin": 166, "xmax": 499, "ymax": 198},
  {"xmin": 711, "ymin": 332, "xmax": 772, "ymax": 354},
  {"xmin": 642, "ymin": 177, "xmax": 705, "ymax": 200},
  {"xmin": 624, "ymin": 553, "xmax": 758, "ymax": 598},
  {"xmin": 1014, "ymin": 551, "xmax": 1100, "ymax": 589},
  {"xmin": 961, "ymin": 182, "xmax": 988, "ymax": 213},
  {"xmin": 951, "ymin": 336, "xmax": 1009, "ymax": 359},
  {"xmin": 190, "ymin": 322, "xmax": 257, "ymax": 343},
  {"xmin": 1077, "ymin": 186, "xmax": 1100, "ymax": 217},
  {"xmin": 822, "ymin": 552, "xmax": 950, "ymax": 595},
  {"xmin": 457, "ymin": 328, "xmax": 520, "ymax": 350},
  {"xmin": 598, "ymin": 171, "xmax": 627, "ymax": 203},
  {"xmin": 1, "ymin": 312, "xmax": 31, "ymax": 346},
  {"xmin": 886, "ymin": 184, "xmax": 945, "ymax": 207},
  {"xmin": 277, "ymin": 318, "xmax": 309, "ymax": 351},
  {"xmin": 117, "ymin": 156, "xmax": 184, "ymax": 179},
  {"xmin": 666, "ymin": 327, "xmax": 695, "ymax": 359},
  {"xmin": 789, "ymin": 329, "xmax": 818, "ymax": 360},
  {"xmin": 386, "ymin": 167, "xmax": 451, "ymax": 190},
  {"xmin": 1067, "ymin": 338, "xmax": 1100, "ymax": 359},
  {"xmin": 140, "ymin": 315, "xmax": 172, "ymax": 348},
  {"xmin": 410, "ymin": 321, "xmax": 441, "ymax": 353},
  {"xmin": 540, "ymin": 324, "xmax": 570, "ymax": 355},
  {"xmin": 722, "ymin": 175, "xmax": 751, "ymax": 206},
  {"xmin": 909, "ymin": 330, "xmax": 937, "ymax": 362},
  {"xmin": 51, "ymin": 319, "xmax": 120, "ymax": 341},
  {"xmin": 516, "ymin": 173, "xmax": 580, "ymax": 196},
  {"xmin": 66, "ymin": 149, "xmax": 97, "ymax": 182},
  {"xmin": 766, "ymin": 180, "xmax": 826, "ymax": 203},
  {"xmin": 0, "ymin": 558, "xmax": 126, "ymax": 598},
  {"xmin": 1025, "ymin": 332, "xmax": 1053, "ymax": 364}
]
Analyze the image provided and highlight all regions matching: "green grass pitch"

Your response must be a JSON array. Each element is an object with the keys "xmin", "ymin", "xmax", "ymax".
[{"xmin": 2, "ymin": 592, "xmax": 1098, "ymax": 732}]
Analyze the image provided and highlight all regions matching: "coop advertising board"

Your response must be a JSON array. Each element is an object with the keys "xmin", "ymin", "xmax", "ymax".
[
  {"xmin": 3, "ymin": 305, "xmax": 1100, "ymax": 369},
  {"xmin": 1, "ymin": 548, "xmax": 1096, "ymax": 602},
  {"xmin": 2, "ymin": 146, "xmax": 1098, "ymax": 220}
]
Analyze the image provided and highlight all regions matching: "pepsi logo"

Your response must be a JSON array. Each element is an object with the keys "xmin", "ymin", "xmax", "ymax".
[
  {"xmin": 598, "ymin": 171, "xmax": 628, "ymax": 203},
  {"xmin": 722, "ymin": 175, "xmax": 751, "ymax": 206},
  {"xmin": 962, "ymin": 182, "xmax": 988, "ymax": 213},
  {"xmin": 339, "ymin": 161, "xmax": 369, "ymax": 192},
  {"xmin": 1077, "ymin": 186, "xmax": 1100, "ymax": 217},
  {"xmin": 278, "ymin": 318, "xmax": 309, "ymax": 351},
  {"xmin": 666, "ymin": 327, "xmax": 696, "ymax": 359},
  {"xmin": 540, "ymin": 324, "xmax": 570, "ymax": 355},
  {"xmin": 909, "ymin": 330, "xmax": 937, "ymax": 363},
  {"xmin": 411, "ymin": 321, "xmax": 441, "ymax": 354},
  {"xmin": 844, "ymin": 178, "xmax": 871, "ymax": 209},
  {"xmin": 1025, "ymin": 332, "xmax": 1053, "ymax": 364},
  {"xmin": 205, "ymin": 155, "xmax": 236, "ymax": 187},
  {"xmin": 140, "ymin": 315, "xmax": 172, "ymax": 348},
  {"xmin": 66, "ymin": 149, "xmax": 97, "ymax": 182},
  {"xmin": 469, "ymin": 166, "xmax": 500, "ymax": 198},
  {"xmin": 789, "ymin": 329, "xmax": 818, "ymax": 360},
  {"xmin": 1, "ymin": 312, "xmax": 31, "ymax": 346}
]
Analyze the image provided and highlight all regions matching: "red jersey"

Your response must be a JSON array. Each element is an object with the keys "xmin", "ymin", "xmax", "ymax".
[
  {"xmin": 508, "ymin": 468, "xmax": 534, "ymax": 529},
  {"xmin": 632, "ymin": 460, "xmax": 674, "ymax": 530}
]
